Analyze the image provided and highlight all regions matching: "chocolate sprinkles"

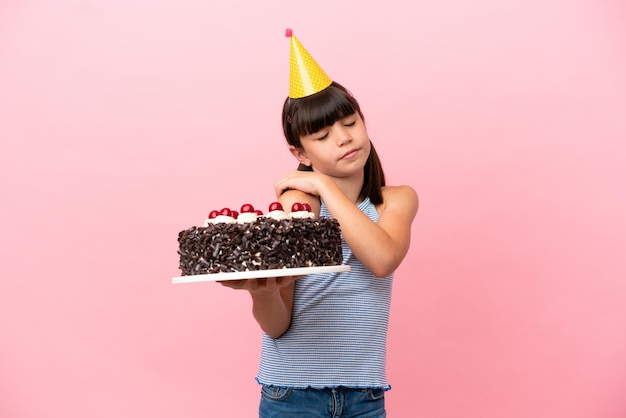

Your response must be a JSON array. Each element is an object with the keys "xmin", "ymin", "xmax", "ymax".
[{"xmin": 177, "ymin": 218, "xmax": 343, "ymax": 275}]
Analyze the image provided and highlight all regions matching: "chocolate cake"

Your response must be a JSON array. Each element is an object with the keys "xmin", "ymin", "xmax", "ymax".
[{"xmin": 177, "ymin": 202, "xmax": 343, "ymax": 275}]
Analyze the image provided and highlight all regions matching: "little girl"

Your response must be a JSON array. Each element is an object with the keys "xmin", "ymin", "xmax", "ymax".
[{"xmin": 221, "ymin": 31, "xmax": 418, "ymax": 417}]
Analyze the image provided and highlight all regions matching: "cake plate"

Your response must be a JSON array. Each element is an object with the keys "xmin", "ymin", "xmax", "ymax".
[{"xmin": 172, "ymin": 265, "xmax": 351, "ymax": 284}]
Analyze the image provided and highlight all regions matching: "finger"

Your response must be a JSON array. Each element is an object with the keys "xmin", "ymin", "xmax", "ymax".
[
  {"xmin": 217, "ymin": 280, "xmax": 243, "ymax": 289},
  {"xmin": 275, "ymin": 172, "xmax": 300, "ymax": 196},
  {"xmin": 275, "ymin": 275, "xmax": 303, "ymax": 287},
  {"xmin": 275, "ymin": 181, "xmax": 290, "ymax": 198}
]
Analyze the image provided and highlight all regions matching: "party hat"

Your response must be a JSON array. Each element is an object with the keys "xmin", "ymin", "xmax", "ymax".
[{"xmin": 285, "ymin": 28, "xmax": 332, "ymax": 98}]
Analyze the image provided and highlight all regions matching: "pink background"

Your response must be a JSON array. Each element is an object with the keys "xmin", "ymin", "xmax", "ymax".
[{"xmin": 2, "ymin": 0, "xmax": 625, "ymax": 417}]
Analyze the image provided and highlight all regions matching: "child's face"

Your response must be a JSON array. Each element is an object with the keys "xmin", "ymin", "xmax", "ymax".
[{"xmin": 293, "ymin": 112, "xmax": 370, "ymax": 177}]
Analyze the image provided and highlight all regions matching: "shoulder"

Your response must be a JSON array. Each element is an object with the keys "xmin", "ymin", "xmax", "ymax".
[
  {"xmin": 381, "ymin": 185, "xmax": 418, "ymax": 209},
  {"xmin": 378, "ymin": 185, "xmax": 419, "ymax": 219},
  {"xmin": 279, "ymin": 189, "xmax": 321, "ymax": 215}
]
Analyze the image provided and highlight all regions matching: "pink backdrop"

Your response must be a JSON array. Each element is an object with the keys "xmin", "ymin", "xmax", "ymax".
[{"xmin": 2, "ymin": 0, "xmax": 625, "ymax": 417}]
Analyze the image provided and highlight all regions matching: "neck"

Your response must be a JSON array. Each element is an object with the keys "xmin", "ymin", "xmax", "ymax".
[{"xmin": 330, "ymin": 172, "xmax": 364, "ymax": 204}]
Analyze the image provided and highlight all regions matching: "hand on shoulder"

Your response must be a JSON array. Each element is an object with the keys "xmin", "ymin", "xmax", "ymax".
[
  {"xmin": 274, "ymin": 170, "xmax": 331, "ymax": 199},
  {"xmin": 275, "ymin": 171, "xmax": 331, "ymax": 216}
]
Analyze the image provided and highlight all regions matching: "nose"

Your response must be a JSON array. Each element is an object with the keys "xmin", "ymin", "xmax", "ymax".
[{"xmin": 335, "ymin": 125, "xmax": 352, "ymax": 146}]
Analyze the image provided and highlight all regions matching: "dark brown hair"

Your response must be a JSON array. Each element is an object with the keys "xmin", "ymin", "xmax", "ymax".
[{"xmin": 282, "ymin": 81, "xmax": 385, "ymax": 205}]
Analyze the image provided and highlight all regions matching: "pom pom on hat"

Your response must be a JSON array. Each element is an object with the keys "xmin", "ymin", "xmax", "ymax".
[{"xmin": 286, "ymin": 29, "xmax": 332, "ymax": 98}]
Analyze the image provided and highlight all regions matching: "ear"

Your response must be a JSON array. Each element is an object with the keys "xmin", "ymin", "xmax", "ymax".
[{"xmin": 289, "ymin": 145, "xmax": 311, "ymax": 167}]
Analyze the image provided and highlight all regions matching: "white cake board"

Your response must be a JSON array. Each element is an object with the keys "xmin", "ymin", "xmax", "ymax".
[{"xmin": 172, "ymin": 265, "xmax": 351, "ymax": 284}]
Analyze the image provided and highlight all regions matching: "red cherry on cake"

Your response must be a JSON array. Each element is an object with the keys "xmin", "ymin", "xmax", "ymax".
[
  {"xmin": 240, "ymin": 203, "xmax": 255, "ymax": 213},
  {"xmin": 208, "ymin": 210, "xmax": 219, "ymax": 219},
  {"xmin": 268, "ymin": 202, "xmax": 283, "ymax": 212},
  {"xmin": 219, "ymin": 207, "xmax": 232, "ymax": 217},
  {"xmin": 254, "ymin": 209, "xmax": 263, "ymax": 216},
  {"xmin": 302, "ymin": 203, "xmax": 312, "ymax": 212},
  {"xmin": 231, "ymin": 210, "xmax": 239, "ymax": 219},
  {"xmin": 291, "ymin": 202, "xmax": 304, "ymax": 212}
]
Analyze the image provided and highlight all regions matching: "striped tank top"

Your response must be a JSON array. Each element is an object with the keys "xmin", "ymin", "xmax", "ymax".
[{"xmin": 256, "ymin": 197, "xmax": 393, "ymax": 390}]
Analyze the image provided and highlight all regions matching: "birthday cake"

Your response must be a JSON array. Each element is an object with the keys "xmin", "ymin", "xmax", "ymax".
[{"xmin": 177, "ymin": 202, "xmax": 343, "ymax": 275}]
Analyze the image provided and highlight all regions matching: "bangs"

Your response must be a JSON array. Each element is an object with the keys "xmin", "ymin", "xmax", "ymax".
[{"xmin": 287, "ymin": 83, "xmax": 361, "ymax": 140}]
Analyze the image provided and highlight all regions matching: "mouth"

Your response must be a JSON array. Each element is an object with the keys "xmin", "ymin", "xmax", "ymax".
[{"xmin": 340, "ymin": 148, "xmax": 359, "ymax": 160}]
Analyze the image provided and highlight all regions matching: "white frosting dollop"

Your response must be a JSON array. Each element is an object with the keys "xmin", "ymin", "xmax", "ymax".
[
  {"xmin": 266, "ymin": 210, "xmax": 289, "ymax": 220},
  {"xmin": 203, "ymin": 215, "xmax": 236, "ymax": 226},
  {"xmin": 237, "ymin": 212, "xmax": 258, "ymax": 223},
  {"xmin": 288, "ymin": 211, "xmax": 315, "ymax": 219}
]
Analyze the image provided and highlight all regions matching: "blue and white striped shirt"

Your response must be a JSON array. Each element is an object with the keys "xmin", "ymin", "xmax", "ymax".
[{"xmin": 257, "ymin": 197, "xmax": 393, "ymax": 390}]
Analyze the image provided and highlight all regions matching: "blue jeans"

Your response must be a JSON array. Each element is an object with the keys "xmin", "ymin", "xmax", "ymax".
[{"xmin": 259, "ymin": 386, "xmax": 386, "ymax": 418}]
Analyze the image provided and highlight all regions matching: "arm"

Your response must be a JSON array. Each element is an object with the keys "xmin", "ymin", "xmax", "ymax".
[
  {"xmin": 219, "ymin": 276, "xmax": 298, "ymax": 338},
  {"xmin": 276, "ymin": 172, "xmax": 418, "ymax": 278},
  {"xmin": 217, "ymin": 191, "xmax": 308, "ymax": 338},
  {"xmin": 220, "ymin": 190, "xmax": 320, "ymax": 338},
  {"xmin": 326, "ymin": 184, "xmax": 418, "ymax": 277}
]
